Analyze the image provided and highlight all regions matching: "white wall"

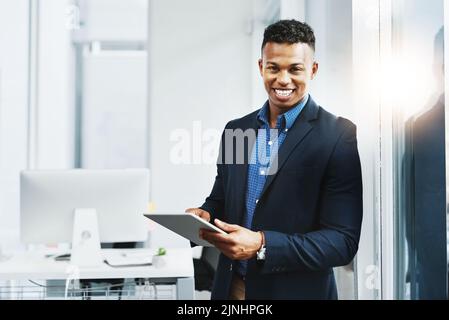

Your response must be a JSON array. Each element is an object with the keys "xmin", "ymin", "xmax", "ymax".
[
  {"xmin": 74, "ymin": 0, "xmax": 148, "ymax": 169},
  {"xmin": 147, "ymin": 0, "xmax": 254, "ymax": 245},
  {"xmin": 81, "ymin": 0, "xmax": 147, "ymax": 42},
  {"xmin": 0, "ymin": 0, "xmax": 29, "ymax": 243},
  {"xmin": 82, "ymin": 52, "xmax": 147, "ymax": 168},
  {"xmin": 280, "ymin": 0, "xmax": 305, "ymax": 21},
  {"xmin": 305, "ymin": 0, "xmax": 354, "ymax": 121},
  {"xmin": 36, "ymin": 0, "xmax": 74, "ymax": 169}
]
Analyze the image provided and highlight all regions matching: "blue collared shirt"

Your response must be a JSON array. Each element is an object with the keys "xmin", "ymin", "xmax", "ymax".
[{"xmin": 236, "ymin": 94, "xmax": 309, "ymax": 277}]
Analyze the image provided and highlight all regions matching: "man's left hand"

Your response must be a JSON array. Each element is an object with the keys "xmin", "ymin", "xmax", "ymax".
[{"xmin": 200, "ymin": 219, "xmax": 263, "ymax": 260}]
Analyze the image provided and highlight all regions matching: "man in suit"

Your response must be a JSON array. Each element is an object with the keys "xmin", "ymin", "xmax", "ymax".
[{"xmin": 186, "ymin": 19, "xmax": 362, "ymax": 300}]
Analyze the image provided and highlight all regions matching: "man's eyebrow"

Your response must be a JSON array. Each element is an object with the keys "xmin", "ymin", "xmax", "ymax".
[{"xmin": 265, "ymin": 62, "xmax": 305, "ymax": 67}]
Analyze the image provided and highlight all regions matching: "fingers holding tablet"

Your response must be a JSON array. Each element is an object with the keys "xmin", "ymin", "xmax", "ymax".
[{"xmin": 185, "ymin": 207, "xmax": 211, "ymax": 222}]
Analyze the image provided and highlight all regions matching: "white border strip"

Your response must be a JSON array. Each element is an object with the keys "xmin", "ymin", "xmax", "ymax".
[
  {"xmin": 352, "ymin": 0, "xmax": 382, "ymax": 300},
  {"xmin": 26, "ymin": 0, "xmax": 39, "ymax": 169},
  {"xmin": 379, "ymin": 0, "xmax": 395, "ymax": 300}
]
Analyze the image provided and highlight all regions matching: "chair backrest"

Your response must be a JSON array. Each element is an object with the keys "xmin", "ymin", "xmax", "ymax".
[{"xmin": 201, "ymin": 247, "xmax": 219, "ymax": 271}]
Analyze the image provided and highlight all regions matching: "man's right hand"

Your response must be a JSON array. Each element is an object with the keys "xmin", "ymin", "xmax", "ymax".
[{"xmin": 185, "ymin": 208, "xmax": 211, "ymax": 223}]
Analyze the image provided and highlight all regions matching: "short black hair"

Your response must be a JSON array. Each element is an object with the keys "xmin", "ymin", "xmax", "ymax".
[{"xmin": 262, "ymin": 19, "xmax": 315, "ymax": 52}]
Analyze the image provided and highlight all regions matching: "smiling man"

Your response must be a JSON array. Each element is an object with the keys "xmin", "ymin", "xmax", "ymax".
[{"xmin": 186, "ymin": 19, "xmax": 363, "ymax": 300}]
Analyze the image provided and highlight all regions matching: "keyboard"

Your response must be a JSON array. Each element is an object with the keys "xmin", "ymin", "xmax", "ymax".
[{"xmin": 104, "ymin": 251, "xmax": 153, "ymax": 267}]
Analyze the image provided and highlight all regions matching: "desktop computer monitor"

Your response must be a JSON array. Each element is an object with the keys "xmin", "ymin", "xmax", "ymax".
[{"xmin": 20, "ymin": 169, "xmax": 149, "ymax": 245}]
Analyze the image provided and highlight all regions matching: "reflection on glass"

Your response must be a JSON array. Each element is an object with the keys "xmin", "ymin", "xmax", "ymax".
[
  {"xmin": 394, "ymin": 0, "xmax": 447, "ymax": 299},
  {"xmin": 404, "ymin": 27, "xmax": 446, "ymax": 299}
]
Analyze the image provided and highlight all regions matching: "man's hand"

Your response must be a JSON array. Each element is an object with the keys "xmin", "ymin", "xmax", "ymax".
[
  {"xmin": 200, "ymin": 219, "xmax": 263, "ymax": 260},
  {"xmin": 185, "ymin": 208, "xmax": 211, "ymax": 222}
]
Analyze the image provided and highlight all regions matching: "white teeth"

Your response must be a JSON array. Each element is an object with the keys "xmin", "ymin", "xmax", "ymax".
[{"xmin": 275, "ymin": 89, "xmax": 293, "ymax": 97}]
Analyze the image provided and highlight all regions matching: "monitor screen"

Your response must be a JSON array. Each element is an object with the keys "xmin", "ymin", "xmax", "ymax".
[{"xmin": 20, "ymin": 169, "xmax": 149, "ymax": 244}]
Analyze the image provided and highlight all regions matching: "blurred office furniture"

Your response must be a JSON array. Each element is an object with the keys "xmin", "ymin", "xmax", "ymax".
[
  {"xmin": 79, "ymin": 241, "xmax": 142, "ymax": 299},
  {"xmin": 14, "ymin": 168, "xmax": 177, "ymax": 299},
  {"xmin": 20, "ymin": 169, "xmax": 149, "ymax": 268},
  {"xmin": 0, "ymin": 247, "xmax": 194, "ymax": 300}
]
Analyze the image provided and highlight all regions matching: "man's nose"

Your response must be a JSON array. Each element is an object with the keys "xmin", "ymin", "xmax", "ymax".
[{"xmin": 277, "ymin": 71, "xmax": 291, "ymax": 86}]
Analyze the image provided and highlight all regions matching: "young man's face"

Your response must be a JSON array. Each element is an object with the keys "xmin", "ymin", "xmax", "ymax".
[{"xmin": 259, "ymin": 42, "xmax": 318, "ymax": 112}]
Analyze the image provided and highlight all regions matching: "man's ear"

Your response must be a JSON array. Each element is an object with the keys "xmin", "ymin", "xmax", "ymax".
[
  {"xmin": 258, "ymin": 58, "xmax": 263, "ymax": 76},
  {"xmin": 311, "ymin": 62, "xmax": 319, "ymax": 80}
]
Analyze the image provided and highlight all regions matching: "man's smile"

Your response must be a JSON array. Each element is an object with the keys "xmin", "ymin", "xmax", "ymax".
[{"xmin": 273, "ymin": 88, "xmax": 295, "ymax": 99}]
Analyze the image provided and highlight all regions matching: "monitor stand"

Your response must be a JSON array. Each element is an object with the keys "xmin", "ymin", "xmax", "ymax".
[{"xmin": 70, "ymin": 208, "xmax": 102, "ymax": 267}]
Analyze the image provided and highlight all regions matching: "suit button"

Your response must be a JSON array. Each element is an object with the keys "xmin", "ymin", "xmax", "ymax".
[{"xmin": 230, "ymin": 264, "xmax": 233, "ymax": 271}]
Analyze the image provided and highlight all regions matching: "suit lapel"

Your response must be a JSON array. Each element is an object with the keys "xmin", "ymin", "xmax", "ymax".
[
  {"xmin": 232, "ymin": 115, "xmax": 259, "ymax": 224},
  {"xmin": 259, "ymin": 97, "xmax": 319, "ymax": 200}
]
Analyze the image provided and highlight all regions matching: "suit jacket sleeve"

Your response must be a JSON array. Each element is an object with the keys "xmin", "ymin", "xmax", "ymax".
[
  {"xmin": 199, "ymin": 165, "xmax": 224, "ymax": 223},
  {"xmin": 199, "ymin": 125, "xmax": 228, "ymax": 222},
  {"xmin": 260, "ymin": 122, "xmax": 363, "ymax": 274}
]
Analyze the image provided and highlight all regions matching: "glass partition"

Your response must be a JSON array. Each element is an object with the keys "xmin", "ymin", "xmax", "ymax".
[{"xmin": 390, "ymin": 0, "xmax": 447, "ymax": 299}]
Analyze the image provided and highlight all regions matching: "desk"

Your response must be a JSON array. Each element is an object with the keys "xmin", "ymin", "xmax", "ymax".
[{"xmin": 0, "ymin": 248, "xmax": 194, "ymax": 299}]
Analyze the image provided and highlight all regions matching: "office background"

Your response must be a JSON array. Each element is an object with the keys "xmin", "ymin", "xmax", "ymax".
[{"xmin": 0, "ymin": 0, "xmax": 448, "ymax": 299}]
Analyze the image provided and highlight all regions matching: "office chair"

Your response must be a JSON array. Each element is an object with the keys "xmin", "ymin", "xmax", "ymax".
[{"xmin": 193, "ymin": 247, "xmax": 219, "ymax": 291}]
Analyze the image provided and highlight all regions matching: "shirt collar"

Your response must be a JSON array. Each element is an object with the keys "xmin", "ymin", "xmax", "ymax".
[{"xmin": 257, "ymin": 94, "xmax": 309, "ymax": 129}]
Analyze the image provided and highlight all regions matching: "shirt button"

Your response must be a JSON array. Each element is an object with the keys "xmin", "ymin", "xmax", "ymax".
[
  {"xmin": 255, "ymin": 199, "xmax": 259, "ymax": 204},
  {"xmin": 260, "ymin": 170, "xmax": 265, "ymax": 175},
  {"xmin": 268, "ymin": 141, "xmax": 273, "ymax": 146},
  {"xmin": 284, "ymin": 128, "xmax": 289, "ymax": 132}
]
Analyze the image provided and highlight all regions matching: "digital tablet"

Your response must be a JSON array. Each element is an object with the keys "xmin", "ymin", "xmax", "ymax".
[{"xmin": 143, "ymin": 213, "xmax": 227, "ymax": 247}]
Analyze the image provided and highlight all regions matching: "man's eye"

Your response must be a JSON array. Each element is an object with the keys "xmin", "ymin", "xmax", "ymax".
[
  {"xmin": 267, "ymin": 66, "xmax": 279, "ymax": 72},
  {"xmin": 291, "ymin": 68, "xmax": 304, "ymax": 73}
]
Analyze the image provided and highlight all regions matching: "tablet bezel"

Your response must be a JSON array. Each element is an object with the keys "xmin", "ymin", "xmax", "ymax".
[{"xmin": 143, "ymin": 212, "xmax": 227, "ymax": 247}]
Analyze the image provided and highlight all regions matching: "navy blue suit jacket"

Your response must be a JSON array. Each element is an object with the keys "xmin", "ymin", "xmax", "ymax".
[{"xmin": 200, "ymin": 96, "xmax": 363, "ymax": 300}]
